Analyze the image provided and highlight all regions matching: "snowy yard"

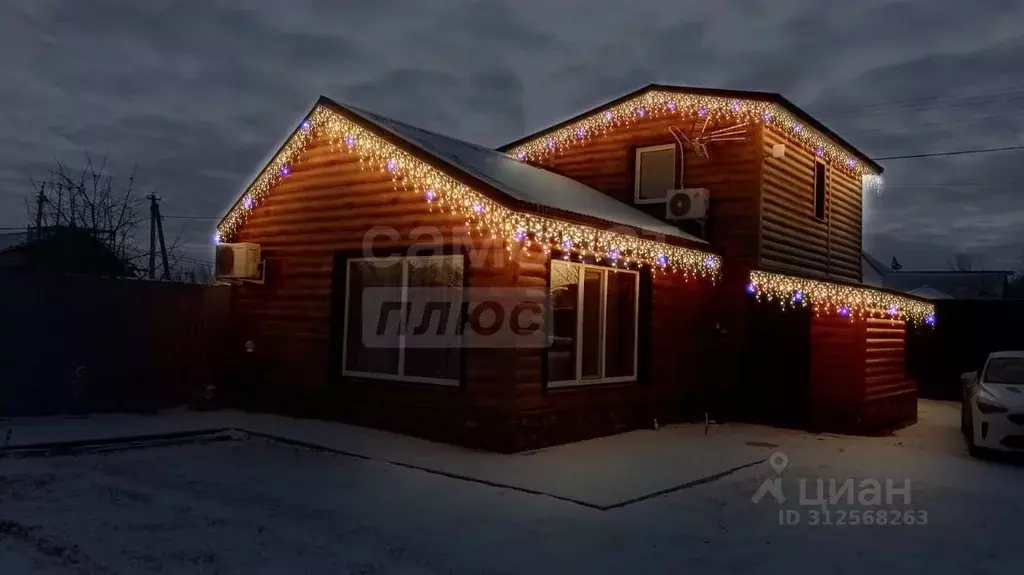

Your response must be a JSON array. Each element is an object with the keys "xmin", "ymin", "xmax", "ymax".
[{"xmin": 1, "ymin": 401, "xmax": 1022, "ymax": 574}]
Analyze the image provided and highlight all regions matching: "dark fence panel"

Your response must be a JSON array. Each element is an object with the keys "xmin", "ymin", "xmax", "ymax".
[
  {"xmin": 0, "ymin": 272, "xmax": 231, "ymax": 416},
  {"xmin": 909, "ymin": 299, "xmax": 1024, "ymax": 400}
]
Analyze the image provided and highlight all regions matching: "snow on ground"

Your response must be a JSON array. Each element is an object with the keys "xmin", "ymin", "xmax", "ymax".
[{"xmin": 0, "ymin": 401, "xmax": 1022, "ymax": 574}]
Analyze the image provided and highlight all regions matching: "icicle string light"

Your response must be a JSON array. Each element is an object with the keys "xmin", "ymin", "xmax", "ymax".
[
  {"xmin": 505, "ymin": 89, "xmax": 883, "ymax": 188},
  {"xmin": 217, "ymin": 105, "xmax": 722, "ymax": 278},
  {"xmin": 747, "ymin": 270, "xmax": 935, "ymax": 325}
]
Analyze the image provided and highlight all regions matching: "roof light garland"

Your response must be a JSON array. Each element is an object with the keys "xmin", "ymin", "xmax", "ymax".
[
  {"xmin": 217, "ymin": 105, "xmax": 721, "ymax": 278},
  {"xmin": 505, "ymin": 89, "xmax": 883, "ymax": 187},
  {"xmin": 747, "ymin": 270, "xmax": 935, "ymax": 325}
]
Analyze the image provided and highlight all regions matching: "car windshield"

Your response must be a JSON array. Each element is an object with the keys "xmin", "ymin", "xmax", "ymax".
[{"xmin": 983, "ymin": 358, "xmax": 1024, "ymax": 384}]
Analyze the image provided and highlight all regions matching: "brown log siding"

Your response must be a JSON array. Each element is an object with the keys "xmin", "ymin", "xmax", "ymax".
[
  {"xmin": 761, "ymin": 125, "xmax": 862, "ymax": 281},
  {"xmin": 230, "ymin": 130, "xmax": 715, "ymax": 450}
]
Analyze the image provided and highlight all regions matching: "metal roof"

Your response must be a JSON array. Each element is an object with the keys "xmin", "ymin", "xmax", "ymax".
[{"xmin": 333, "ymin": 100, "xmax": 706, "ymax": 245}]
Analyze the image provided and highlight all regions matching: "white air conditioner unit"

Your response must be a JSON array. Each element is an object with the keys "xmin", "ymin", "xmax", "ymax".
[
  {"xmin": 665, "ymin": 188, "xmax": 709, "ymax": 220},
  {"xmin": 215, "ymin": 242, "xmax": 262, "ymax": 280}
]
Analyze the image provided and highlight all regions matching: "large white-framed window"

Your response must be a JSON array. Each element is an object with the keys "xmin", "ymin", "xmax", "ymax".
[
  {"xmin": 341, "ymin": 254, "xmax": 464, "ymax": 386},
  {"xmin": 548, "ymin": 260, "xmax": 639, "ymax": 388},
  {"xmin": 634, "ymin": 143, "xmax": 678, "ymax": 204}
]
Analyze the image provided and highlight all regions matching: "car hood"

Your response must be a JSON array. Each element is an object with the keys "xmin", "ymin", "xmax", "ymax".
[{"xmin": 979, "ymin": 382, "xmax": 1024, "ymax": 409}]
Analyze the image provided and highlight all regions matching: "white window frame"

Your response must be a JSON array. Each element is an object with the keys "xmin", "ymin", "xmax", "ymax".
[
  {"xmin": 341, "ymin": 254, "xmax": 463, "ymax": 387},
  {"xmin": 548, "ymin": 260, "xmax": 640, "ymax": 389},
  {"xmin": 634, "ymin": 143, "xmax": 679, "ymax": 204}
]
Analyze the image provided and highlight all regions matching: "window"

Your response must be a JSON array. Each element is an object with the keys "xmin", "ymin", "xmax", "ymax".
[
  {"xmin": 548, "ymin": 260, "xmax": 638, "ymax": 388},
  {"xmin": 342, "ymin": 254, "xmax": 463, "ymax": 385},
  {"xmin": 634, "ymin": 144, "xmax": 678, "ymax": 204},
  {"xmin": 813, "ymin": 160, "xmax": 827, "ymax": 220},
  {"xmin": 983, "ymin": 358, "xmax": 1024, "ymax": 384}
]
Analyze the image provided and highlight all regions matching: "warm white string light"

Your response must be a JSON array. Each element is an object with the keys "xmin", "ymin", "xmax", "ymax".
[
  {"xmin": 748, "ymin": 270, "xmax": 936, "ymax": 325},
  {"xmin": 504, "ymin": 89, "xmax": 884, "ymax": 192},
  {"xmin": 217, "ymin": 106, "xmax": 722, "ymax": 279}
]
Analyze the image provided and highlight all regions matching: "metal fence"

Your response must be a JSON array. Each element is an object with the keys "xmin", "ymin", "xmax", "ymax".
[
  {"xmin": 908, "ymin": 299, "xmax": 1024, "ymax": 400},
  {"xmin": 0, "ymin": 272, "xmax": 231, "ymax": 416}
]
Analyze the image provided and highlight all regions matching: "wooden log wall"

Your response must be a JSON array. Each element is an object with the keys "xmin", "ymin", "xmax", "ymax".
[
  {"xmin": 532, "ymin": 115, "xmax": 763, "ymax": 270},
  {"xmin": 531, "ymin": 115, "xmax": 764, "ymax": 410},
  {"xmin": 861, "ymin": 317, "xmax": 917, "ymax": 428},
  {"xmin": 808, "ymin": 315, "xmax": 916, "ymax": 432},
  {"xmin": 808, "ymin": 314, "xmax": 866, "ymax": 431},
  {"xmin": 761, "ymin": 126, "xmax": 863, "ymax": 282},
  {"xmin": 232, "ymin": 132, "xmax": 522, "ymax": 446},
  {"xmin": 507, "ymin": 262, "xmax": 714, "ymax": 450}
]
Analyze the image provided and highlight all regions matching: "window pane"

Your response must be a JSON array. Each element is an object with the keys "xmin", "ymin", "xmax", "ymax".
[
  {"xmin": 580, "ymin": 269, "xmax": 603, "ymax": 379},
  {"xmin": 604, "ymin": 271, "xmax": 637, "ymax": 378},
  {"xmin": 345, "ymin": 259, "xmax": 402, "ymax": 375},
  {"xmin": 814, "ymin": 162, "xmax": 826, "ymax": 220},
  {"xmin": 638, "ymin": 148, "xmax": 676, "ymax": 201},
  {"xmin": 404, "ymin": 256, "xmax": 464, "ymax": 381},
  {"xmin": 548, "ymin": 261, "xmax": 579, "ymax": 382}
]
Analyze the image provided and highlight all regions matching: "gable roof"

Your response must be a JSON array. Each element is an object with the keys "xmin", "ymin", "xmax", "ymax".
[
  {"xmin": 0, "ymin": 232, "xmax": 27, "ymax": 253},
  {"xmin": 862, "ymin": 251, "xmax": 890, "ymax": 277},
  {"xmin": 498, "ymin": 84, "xmax": 883, "ymax": 176},
  {"xmin": 340, "ymin": 102, "xmax": 704, "ymax": 245},
  {"xmin": 218, "ymin": 98, "xmax": 719, "ymax": 276},
  {"xmin": 861, "ymin": 251, "xmax": 1012, "ymax": 299},
  {"xmin": 0, "ymin": 228, "xmax": 130, "ymax": 277}
]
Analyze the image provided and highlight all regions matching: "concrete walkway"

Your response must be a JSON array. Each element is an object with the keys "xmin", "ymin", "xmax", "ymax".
[
  {"xmin": 1, "ymin": 408, "xmax": 779, "ymax": 509},
  {"xmin": 4, "ymin": 403, "xmax": 969, "ymax": 509}
]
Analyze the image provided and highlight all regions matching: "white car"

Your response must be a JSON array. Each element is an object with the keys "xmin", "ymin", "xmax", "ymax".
[{"xmin": 961, "ymin": 350, "xmax": 1024, "ymax": 455}]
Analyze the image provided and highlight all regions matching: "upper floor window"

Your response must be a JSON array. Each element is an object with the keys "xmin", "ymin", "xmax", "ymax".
[
  {"xmin": 548, "ymin": 260, "xmax": 638, "ymax": 388},
  {"xmin": 634, "ymin": 144, "xmax": 678, "ymax": 204},
  {"xmin": 813, "ymin": 160, "xmax": 827, "ymax": 220}
]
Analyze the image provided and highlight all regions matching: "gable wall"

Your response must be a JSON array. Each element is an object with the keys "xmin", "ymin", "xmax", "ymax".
[{"xmin": 231, "ymin": 132, "xmax": 521, "ymax": 445}]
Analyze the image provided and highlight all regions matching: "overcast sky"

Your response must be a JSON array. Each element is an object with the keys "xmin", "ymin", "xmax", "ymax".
[{"xmin": 2, "ymin": 0, "xmax": 1022, "ymax": 271}]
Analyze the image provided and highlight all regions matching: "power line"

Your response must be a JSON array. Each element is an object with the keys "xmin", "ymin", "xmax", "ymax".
[
  {"xmin": 808, "ymin": 86, "xmax": 1024, "ymax": 119},
  {"xmin": 886, "ymin": 183, "xmax": 1018, "ymax": 188},
  {"xmin": 873, "ymin": 145, "xmax": 1024, "ymax": 161},
  {"xmin": 839, "ymin": 111, "xmax": 1024, "ymax": 134},
  {"xmin": 162, "ymin": 215, "xmax": 218, "ymax": 220}
]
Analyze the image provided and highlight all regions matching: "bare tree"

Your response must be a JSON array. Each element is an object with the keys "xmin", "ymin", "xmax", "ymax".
[
  {"xmin": 26, "ymin": 154, "xmax": 146, "ymax": 265},
  {"xmin": 24, "ymin": 154, "xmax": 198, "ymax": 280},
  {"xmin": 1008, "ymin": 251, "xmax": 1024, "ymax": 298}
]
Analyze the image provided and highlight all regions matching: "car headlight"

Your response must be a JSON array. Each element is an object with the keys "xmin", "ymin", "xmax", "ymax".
[{"xmin": 977, "ymin": 398, "xmax": 1009, "ymax": 414}]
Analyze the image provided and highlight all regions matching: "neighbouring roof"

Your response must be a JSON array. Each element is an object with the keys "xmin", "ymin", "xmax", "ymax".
[
  {"xmin": 862, "ymin": 251, "xmax": 890, "ymax": 277},
  {"xmin": 0, "ymin": 228, "xmax": 130, "ymax": 277},
  {"xmin": 863, "ymin": 251, "xmax": 1012, "ymax": 299},
  {"xmin": 883, "ymin": 271, "xmax": 1012, "ymax": 300},
  {"xmin": 0, "ymin": 231, "xmax": 27, "ymax": 252},
  {"xmin": 498, "ymin": 84, "xmax": 884, "ymax": 175},
  {"xmin": 861, "ymin": 251, "xmax": 889, "ymax": 287},
  {"xmin": 340, "ymin": 103, "xmax": 705, "ymax": 245},
  {"xmin": 907, "ymin": 286, "xmax": 953, "ymax": 300}
]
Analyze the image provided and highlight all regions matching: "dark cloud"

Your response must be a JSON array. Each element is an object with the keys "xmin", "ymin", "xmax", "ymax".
[{"xmin": 1, "ymin": 0, "xmax": 1022, "ymax": 270}]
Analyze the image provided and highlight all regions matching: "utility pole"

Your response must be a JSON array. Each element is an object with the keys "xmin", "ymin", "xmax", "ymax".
[
  {"xmin": 155, "ymin": 198, "xmax": 170, "ymax": 280},
  {"xmin": 148, "ymin": 194, "xmax": 157, "ymax": 279},
  {"xmin": 34, "ymin": 184, "xmax": 46, "ymax": 238},
  {"xmin": 148, "ymin": 193, "xmax": 170, "ymax": 280}
]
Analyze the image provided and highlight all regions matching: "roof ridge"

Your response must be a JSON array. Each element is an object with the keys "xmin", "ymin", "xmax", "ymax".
[{"xmin": 338, "ymin": 101, "xmax": 499, "ymax": 155}]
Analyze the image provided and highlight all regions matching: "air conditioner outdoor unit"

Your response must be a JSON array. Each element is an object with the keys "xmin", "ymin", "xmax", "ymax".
[
  {"xmin": 665, "ymin": 188, "xmax": 709, "ymax": 220},
  {"xmin": 215, "ymin": 242, "xmax": 262, "ymax": 280}
]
